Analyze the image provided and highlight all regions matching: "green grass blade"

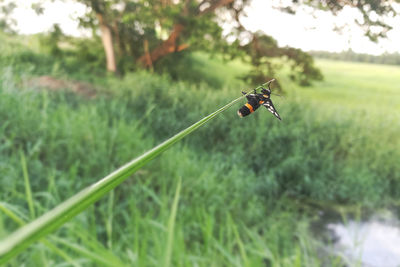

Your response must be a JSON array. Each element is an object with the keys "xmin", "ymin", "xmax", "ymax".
[
  {"xmin": 0, "ymin": 94, "xmax": 246, "ymax": 264},
  {"xmin": 0, "ymin": 202, "xmax": 79, "ymax": 266},
  {"xmin": 40, "ymin": 239, "xmax": 80, "ymax": 267},
  {"xmin": 49, "ymin": 236, "xmax": 126, "ymax": 267},
  {"xmin": 164, "ymin": 177, "xmax": 182, "ymax": 267},
  {"xmin": 106, "ymin": 190, "xmax": 114, "ymax": 249},
  {"xmin": 20, "ymin": 152, "xmax": 35, "ymax": 219},
  {"xmin": 0, "ymin": 203, "xmax": 26, "ymax": 226}
]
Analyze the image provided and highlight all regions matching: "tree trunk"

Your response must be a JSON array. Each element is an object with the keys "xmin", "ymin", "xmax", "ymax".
[
  {"xmin": 137, "ymin": 24, "xmax": 187, "ymax": 68},
  {"xmin": 143, "ymin": 39, "xmax": 154, "ymax": 71},
  {"xmin": 96, "ymin": 13, "xmax": 117, "ymax": 74}
]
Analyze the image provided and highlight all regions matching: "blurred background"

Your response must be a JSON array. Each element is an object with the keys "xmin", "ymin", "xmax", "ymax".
[{"xmin": 0, "ymin": 0, "xmax": 400, "ymax": 266}]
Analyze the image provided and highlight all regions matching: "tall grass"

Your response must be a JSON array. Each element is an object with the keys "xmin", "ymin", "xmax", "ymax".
[
  {"xmin": 0, "ymin": 76, "xmax": 248, "ymax": 263},
  {"xmin": 0, "ymin": 69, "xmax": 327, "ymax": 265}
]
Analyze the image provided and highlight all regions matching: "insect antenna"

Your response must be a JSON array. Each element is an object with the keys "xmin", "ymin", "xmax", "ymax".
[
  {"xmin": 254, "ymin": 79, "xmax": 276, "ymax": 93},
  {"xmin": 265, "ymin": 79, "xmax": 284, "ymax": 98},
  {"xmin": 271, "ymin": 92, "xmax": 283, "ymax": 98}
]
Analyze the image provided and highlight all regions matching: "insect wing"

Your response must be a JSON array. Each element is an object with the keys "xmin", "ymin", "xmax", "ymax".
[{"xmin": 263, "ymin": 99, "xmax": 281, "ymax": 120}]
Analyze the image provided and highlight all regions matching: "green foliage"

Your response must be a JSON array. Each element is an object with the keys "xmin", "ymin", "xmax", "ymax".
[
  {"xmin": 38, "ymin": 24, "xmax": 64, "ymax": 58},
  {"xmin": 240, "ymin": 33, "xmax": 323, "ymax": 88},
  {"xmin": 0, "ymin": 32, "xmax": 106, "ymax": 81},
  {"xmin": 62, "ymin": 37, "xmax": 107, "ymax": 78},
  {"xmin": 153, "ymin": 51, "xmax": 249, "ymax": 89}
]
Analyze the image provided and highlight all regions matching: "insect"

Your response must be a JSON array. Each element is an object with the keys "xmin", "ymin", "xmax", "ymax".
[{"xmin": 237, "ymin": 80, "xmax": 282, "ymax": 120}]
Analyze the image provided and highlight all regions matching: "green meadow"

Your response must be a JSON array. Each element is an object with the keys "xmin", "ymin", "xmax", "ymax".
[
  {"xmin": 1, "ymin": 36, "xmax": 400, "ymax": 266},
  {"xmin": 297, "ymin": 59, "xmax": 400, "ymax": 113}
]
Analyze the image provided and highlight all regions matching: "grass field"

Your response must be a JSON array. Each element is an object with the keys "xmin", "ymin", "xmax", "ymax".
[
  {"xmin": 1, "ymin": 36, "xmax": 400, "ymax": 266},
  {"xmin": 295, "ymin": 59, "xmax": 400, "ymax": 114}
]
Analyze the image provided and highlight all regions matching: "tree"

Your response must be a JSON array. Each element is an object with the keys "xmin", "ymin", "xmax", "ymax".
[
  {"xmin": 39, "ymin": 0, "xmax": 400, "ymax": 84},
  {"xmin": 135, "ymin": 0, "xmax": 237, "ymax": 67}
]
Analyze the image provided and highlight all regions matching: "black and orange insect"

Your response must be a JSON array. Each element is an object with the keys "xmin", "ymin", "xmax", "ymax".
[{"xmin": 237, "ymin": 80, "xmax": 281, "ymax": 120}]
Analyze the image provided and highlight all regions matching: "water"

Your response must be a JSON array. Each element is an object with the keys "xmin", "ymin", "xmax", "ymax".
[{"xmin": 323, "ymin": 210, "xmax": 400, "ymax": 267}]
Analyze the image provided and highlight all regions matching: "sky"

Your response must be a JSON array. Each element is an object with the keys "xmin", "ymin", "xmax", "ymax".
[
  {"xmin": 5, "ymin": 0, "xmax": 400, "ymax": 55},
  {"xmin": 241, "ymin": 0, "xmax": 400, "ymax": 55}
]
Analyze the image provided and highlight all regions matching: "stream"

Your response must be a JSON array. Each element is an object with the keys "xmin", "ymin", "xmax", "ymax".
[{"xmin": 316, "ymin": 208, "xmax": 400, "ymax": 267}]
